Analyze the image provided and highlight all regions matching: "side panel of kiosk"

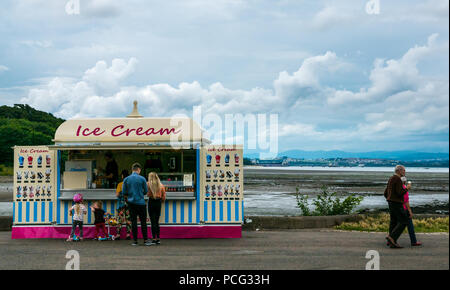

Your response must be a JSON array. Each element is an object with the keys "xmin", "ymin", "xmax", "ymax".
[
  {"xmin": 199, "ymin": 145, "xmax": 244, "ymax": 225},
  {"xmin": 12, "ymin": 146, "xmax": 57, "ymax": 225}
]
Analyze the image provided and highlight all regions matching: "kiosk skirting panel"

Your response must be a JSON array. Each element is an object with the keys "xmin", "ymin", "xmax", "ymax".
[{"xmin": 11, "ymin": 224, "xmax": 242, "ymax": 239}]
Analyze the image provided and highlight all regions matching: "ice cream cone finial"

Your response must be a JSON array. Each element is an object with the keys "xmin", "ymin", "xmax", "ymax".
[{"xmin": 127, "ymin": 100, "xmax": 143, "ymax": 118}]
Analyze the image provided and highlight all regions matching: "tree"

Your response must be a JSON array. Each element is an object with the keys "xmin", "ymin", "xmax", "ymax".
[{"xmin": 0, "ymin": 104, "xmax": 65, "ymax": 166}]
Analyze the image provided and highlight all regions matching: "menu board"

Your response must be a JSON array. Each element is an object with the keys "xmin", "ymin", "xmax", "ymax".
[
  {"xmin": 14, "ymin": 146, "xmax": 56, "ymax": 201},
  {"xmin": 202, "ymin": 146, "xmax": 243, "ymax": 200}
]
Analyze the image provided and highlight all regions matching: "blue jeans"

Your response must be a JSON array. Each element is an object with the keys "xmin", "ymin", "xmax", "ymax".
[{"xmin": 407, "ymin": 218, "xmax": 417, "ymax": 244}]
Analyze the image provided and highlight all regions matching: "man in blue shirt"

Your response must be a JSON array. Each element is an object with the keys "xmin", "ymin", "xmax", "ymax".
[{"xmin": 122, "ymin": 163, "xmax": 151, "ymax": 246}]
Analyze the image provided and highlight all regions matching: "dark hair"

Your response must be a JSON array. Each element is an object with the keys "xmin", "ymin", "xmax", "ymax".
[
  {"xmin": 132, "ymin": 163, "xmax": 141, "ymax": 171},
  {"xmin": 121, "ymin": 169, "xmax": 129, "ymax": 179},
  {"xmin": 105, "ymin": 152, "xmax": 113, "ymax": 159}
]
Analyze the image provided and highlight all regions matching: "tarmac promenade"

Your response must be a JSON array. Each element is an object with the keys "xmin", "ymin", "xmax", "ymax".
[{"xmin": 0, "ymin": 229, "xmax": 448, "ymax": 270}]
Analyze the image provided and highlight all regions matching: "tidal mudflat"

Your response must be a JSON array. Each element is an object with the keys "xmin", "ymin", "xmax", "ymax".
[{"xmin": 244, "ymin": 167, "xmax": 449, "ymax": 216}]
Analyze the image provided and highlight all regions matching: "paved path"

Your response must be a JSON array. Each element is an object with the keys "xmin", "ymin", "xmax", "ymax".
[{"xmin": 0, "ymin": 230, "xmax": 448, "ymax": 270}]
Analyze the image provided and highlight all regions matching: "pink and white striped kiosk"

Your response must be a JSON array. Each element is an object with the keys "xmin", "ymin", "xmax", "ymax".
[{"xmin": 11, "ymin": 102, "xmax": 244, "ymax": 239}]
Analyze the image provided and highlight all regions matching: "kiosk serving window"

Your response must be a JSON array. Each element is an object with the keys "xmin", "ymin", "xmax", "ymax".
[{"xmin": 59, "ymin": 149, "xmax": 197, "ymax": 201}]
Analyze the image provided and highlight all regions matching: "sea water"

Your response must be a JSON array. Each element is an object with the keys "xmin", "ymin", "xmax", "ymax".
[
  {"xmin": 244, "ymin": 190, "xmax": 449, "ymax": 216},
  {"xmin": 246, "ymin": 166, "xmax": 449, "ymax": 173}
]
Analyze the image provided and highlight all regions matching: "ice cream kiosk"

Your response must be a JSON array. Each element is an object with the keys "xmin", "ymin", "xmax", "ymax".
[{"xmin": 11, "ymin": 102, "xmax": 244, "ymax": 239}]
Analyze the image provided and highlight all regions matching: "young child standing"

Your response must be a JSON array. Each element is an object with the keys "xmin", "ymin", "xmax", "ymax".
[
  {"xmin": 67, "ymin": 193, "xmax": 87, "ymax": 241},
  {"xmin": 90, "ymin": 201, "xmax": 107, "ymax": 239}
]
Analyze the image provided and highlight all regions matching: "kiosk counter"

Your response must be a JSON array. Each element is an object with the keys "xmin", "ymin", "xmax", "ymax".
[{"xmin": 11, "ymin": 104, "xmax": 244, "ymax": 239}]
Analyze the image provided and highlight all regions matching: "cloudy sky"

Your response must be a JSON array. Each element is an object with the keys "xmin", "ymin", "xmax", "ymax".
[{"xmin": 0, "ymin": 0, "xmax": 448, "ymax": 155}]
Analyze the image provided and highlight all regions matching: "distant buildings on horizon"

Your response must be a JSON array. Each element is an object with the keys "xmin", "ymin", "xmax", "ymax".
[{"xmin": 243, "ymin": 156, "xmax": 449, "ymax": 168}]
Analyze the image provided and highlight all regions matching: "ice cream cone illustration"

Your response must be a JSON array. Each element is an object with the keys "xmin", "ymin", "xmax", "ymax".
[
  {"xmin": 18, "ymin": 154, "xmax": 24, "ymax": 167},
  {"xmin": 27, "ymin": 155, "xmax": 33, "ymax": 166},
  {"xmin": 45, "ymin": 169, "xmax": 51, "ymax": 181},
  {"xmin": 37, "ymin": 155, "xmax": 42, "ymax": 166}
]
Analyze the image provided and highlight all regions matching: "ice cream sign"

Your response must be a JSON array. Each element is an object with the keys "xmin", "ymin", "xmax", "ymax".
[
  {"xmin": 53, "ymin": 118, "xmax": 205, "ymax": 142},
  {"xmin": 75, "ymin": 124, "xmax": 181, "ymax": 137}
]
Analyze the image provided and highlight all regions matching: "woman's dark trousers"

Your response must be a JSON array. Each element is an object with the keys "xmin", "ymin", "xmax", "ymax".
[{"xmin": 148, "ymin": 199, "xmax": 162, "ymax": 239}]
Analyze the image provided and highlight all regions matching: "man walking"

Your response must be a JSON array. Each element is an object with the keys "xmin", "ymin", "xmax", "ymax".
[
  {"xmin": 384, "ymin": 165, "xmax": 411, "ymax": 248},
  {"xmin": 122, "ymin": 163, "xmax": 151, "ymax": 246}
]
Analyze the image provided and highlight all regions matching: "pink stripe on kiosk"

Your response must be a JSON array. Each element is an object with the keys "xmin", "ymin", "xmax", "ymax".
[{"xmin": 11, "ymin": 225, "xmax": 242, "ymax": 239}]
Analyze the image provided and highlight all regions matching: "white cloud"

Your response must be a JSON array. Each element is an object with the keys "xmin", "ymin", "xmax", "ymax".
[
  {"xmin": 279, "ymin": 123, "xmax": 321, "ymax": 137},
  {"xmin": 312, "ymin": 5, "xmax": 355, "ymax": 30},
  {"xmin": 0, "ymin": 65, "xmax": 9, "ymax": 72},
  {"xmin": 82, "ymin": 57, "xmax": 138, "ymax": 93},
  {"xmin": 384, "ymin": 0, "xmax": 449, "ymax": 23},
  {"xmin": 327, "ymin": 34, "xmax": 444, "ymax": 105},
  {"xmin": 18, "ymin": 34, "xmax": 449, "ymax": 152},
  {"xmin": 273, "ymin": 51, "xmax": 349, "ymax": 106}
]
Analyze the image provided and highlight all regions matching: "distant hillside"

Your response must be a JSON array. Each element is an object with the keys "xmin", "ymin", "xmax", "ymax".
[
  {"xmin": 245, "ymin": 150, "xmax": 449, "ymax": 161},
  {"xmin": 0, "ymin": 104, "xmax": 65, "ymax": 166}
]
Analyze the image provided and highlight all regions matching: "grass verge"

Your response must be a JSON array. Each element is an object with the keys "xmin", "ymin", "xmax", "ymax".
[{"xmin": 335, "ymin": 213, "xmax": 449, "ymax": 233}]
